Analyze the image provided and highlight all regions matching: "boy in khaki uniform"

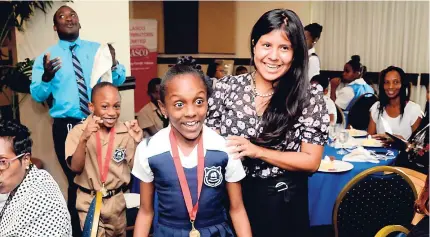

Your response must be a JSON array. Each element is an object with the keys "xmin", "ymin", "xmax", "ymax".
[
  {"xmin": 65, "ymin": 82, "xmax": 143, "ymax": 236},
  {"xmin": 136, "ymin": 78, "xmax": 168, "ymax": 136}
]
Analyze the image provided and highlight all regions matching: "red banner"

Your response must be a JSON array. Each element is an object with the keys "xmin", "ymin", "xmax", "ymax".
[{"xmin": 130, "ymin": 19, "xmax": 158, "ymax": 112}]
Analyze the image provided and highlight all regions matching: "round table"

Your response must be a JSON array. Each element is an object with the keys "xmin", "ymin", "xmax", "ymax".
[{"xmin": 308, "ymin": 145, "xmax": 398, "ymax": 226}]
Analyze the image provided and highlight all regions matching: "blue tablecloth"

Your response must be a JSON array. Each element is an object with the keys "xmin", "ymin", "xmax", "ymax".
[{"xmin": 308, "ymin": 145, "xmax": 398, "ymax": 226}]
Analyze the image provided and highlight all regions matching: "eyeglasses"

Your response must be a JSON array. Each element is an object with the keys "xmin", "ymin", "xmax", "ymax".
[{"xmin": 0, "ymin": 153, "xmax": 25, "ymax": 171}]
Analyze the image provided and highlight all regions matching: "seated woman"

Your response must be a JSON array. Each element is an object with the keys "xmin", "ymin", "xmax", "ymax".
[
  {"xmin": 331, "ymin": 55, "xmax": 374, "ymax": 112},
  {"xmin": 392, "ymin": 84, "xmax": 429, "ymax": 174},
  {"xmin": 368, "ymin": 66, "xmax": 422, "ymax": 141},
  {"xmin": 0, "ymin": 120, "xmax": 72, "ymax": 236}
]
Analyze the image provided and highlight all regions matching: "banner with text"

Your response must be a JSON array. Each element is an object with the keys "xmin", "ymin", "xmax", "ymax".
[{"xmin": 130, "ymin": 19, "xmax": 158, "ymax": 112}]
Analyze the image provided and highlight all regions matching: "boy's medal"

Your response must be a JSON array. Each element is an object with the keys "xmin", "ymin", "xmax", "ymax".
[
  {"xmin": 95, "ymin": 127, "xmax": 116, "ymax": 198},
  {"xmin": 169, "ymin": 129, "xmax": 204, "ymax": 237},
  {"xmin": 100, "ymin": 183, "xmax": 108, "ymax": 198}
]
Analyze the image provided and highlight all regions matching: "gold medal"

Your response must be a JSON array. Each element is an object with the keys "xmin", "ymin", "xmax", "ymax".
[
  {"xmin": 189, "ymin": 220, "xmax": 200, "ymax": 237},
  {"xmin": 100, "ymin": 183, "xmax": 108, "ymax": 197}
]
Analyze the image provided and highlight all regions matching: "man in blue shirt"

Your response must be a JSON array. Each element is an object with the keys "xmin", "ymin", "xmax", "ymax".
[{"xmin": 30, "ymin": 5, "xmax": 126, "ymax": 235}]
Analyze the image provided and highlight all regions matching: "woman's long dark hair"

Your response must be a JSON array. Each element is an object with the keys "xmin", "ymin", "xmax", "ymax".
[
  {"xmin": 250, "ymin": 9, "xmax": 309, "ymax": 147},
  {"xmin": 378, "ymin": 66, "xmax": 409, "ymax": 118}
]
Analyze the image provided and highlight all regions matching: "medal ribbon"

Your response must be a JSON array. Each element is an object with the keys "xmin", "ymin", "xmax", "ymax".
[
  {"xmin": 169, "ymin": 129, "xmax": 204, "ymax": 222},
  {"xmin": 95, "ymin": 127, "xmax": 116, "ymax": 184}
]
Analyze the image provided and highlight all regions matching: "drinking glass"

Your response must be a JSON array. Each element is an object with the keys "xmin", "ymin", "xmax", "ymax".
[
  {"xmin": 328, "ymin": 125, "xmax": 336, "ymax": 147},
  {"xmin": 337, "ymin": 129, "xmax": 350, "ymax": 155}
]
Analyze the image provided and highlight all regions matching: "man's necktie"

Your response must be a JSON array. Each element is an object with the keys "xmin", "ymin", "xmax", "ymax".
[{"xmin": 70, "ymin": 45, "xmax": 90, "ymax": 117}]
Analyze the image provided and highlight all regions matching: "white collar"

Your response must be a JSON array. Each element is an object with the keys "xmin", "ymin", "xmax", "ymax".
[
  {"xmin": 348, "ymin": 78, "xmax": 367, "ymax": 85},
  {"xmin": 308, "ymin": 48, "xmax": 316, "ymax": 55}
]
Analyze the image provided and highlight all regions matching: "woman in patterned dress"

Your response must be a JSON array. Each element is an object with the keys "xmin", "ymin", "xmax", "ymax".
[
  {"xmin": 0, "ymin": 120, "xmax": 72, "ymax": 237},
  {"xmin": 206, "ymin": 9, "xmax": 329, "ymax": 237}
]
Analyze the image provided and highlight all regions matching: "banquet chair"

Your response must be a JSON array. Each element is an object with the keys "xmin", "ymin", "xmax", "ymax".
[
  {"xmin": 374, "ymin": 225, "xmax": 410, "ymax": 237},
  {"xmin": 335, "ymin": 104, "xmax": 346, "ymax": 128},
  {"xmin": 333, "ymin": 166, "xmax": 417, "ymax": 237},
  {"xmin": 347, "ymin": 93, "xmax": 378, "ymax": 130}
]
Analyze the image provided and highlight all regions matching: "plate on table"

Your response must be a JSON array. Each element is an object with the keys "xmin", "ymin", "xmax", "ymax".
[
  {"xmin": 318, "ymin": 159, "xmax": 354, "ymax": 173},
  {"xmin": 356, "ymin": 138, "xmax": 384, "ymax": 148},
  {"xmin": 348, "ymin": 129, "xmax": 368, "ymax": 137}
]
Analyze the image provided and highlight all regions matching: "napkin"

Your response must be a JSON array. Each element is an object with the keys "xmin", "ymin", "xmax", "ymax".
[
  {"xmin": 90, "ymin": 43, "xmax": 113, "ymax": 88},
  {"xmin": 342, "ymin": 147, "xmax": 380, "ymax": 163}
]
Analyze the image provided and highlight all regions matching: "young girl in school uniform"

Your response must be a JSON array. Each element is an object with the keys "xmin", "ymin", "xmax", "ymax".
[
  {"xmin": 331, "ymin": 55, "xmax": 374, "ymax": 111},
  {"xmin": 132, "ymin": 57, "xmax": 252, "ymax": 237}
]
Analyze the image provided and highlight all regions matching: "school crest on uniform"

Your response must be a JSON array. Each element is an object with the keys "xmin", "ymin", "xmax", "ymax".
[
  {"xmin": 113, "ymin": 148, "xmax": 126, "ymax": 163},
  {"xmin": 204, "ymin": 166, "xmax": 223, "ymax": 187}
]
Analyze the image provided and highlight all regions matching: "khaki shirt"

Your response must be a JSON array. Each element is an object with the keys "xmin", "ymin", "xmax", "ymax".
[
  {"xmin": 136, "ymin": 102, "xmax": 164, "ymax": 132},
  {"xmin": 65, "ymin": 119, "xmax": 136, "ymax": 190}
]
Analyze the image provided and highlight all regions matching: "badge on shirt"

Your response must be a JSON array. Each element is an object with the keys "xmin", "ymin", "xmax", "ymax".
[
  {"xmin": 204, "ymin": 166, "xmax": 223, "ymax": 187},
  {"xmin": 113, "ymin": 148, "xmax": 126, "ymax": 163}
]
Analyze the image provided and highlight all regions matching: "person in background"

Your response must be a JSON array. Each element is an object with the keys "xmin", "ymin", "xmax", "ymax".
[
  {"xmin": 331, "ymin": 55, "xmax": 374, "ymax": 111},
  {"xmin": 0, "ymin": 120, "xmax": 72, "ymax": 236},
  {"xmin": 207, "ymin": 61, "xmax": 225, "ymax": 88},
  {"xmin": 304, "ymin": 23, "xmax": 323, "ymax": 80},
  {"xmin": 311, "ymin": 74, "xmax": 337, "ymax": 124},
  {"xmin": 390, "ymin": 83, "xmax": 428, "ymax": 174},
  {"xmin": 30, "ymin": 6, "xmax": 126, "ymax": 235},
  {"xmin": 368, "ymin": 66, "xmax": 422, "ymax": 140},
  {"xmin": 136, "ymin": 78, "xmax": 168, "ymax": 137},
  {"xmin": 235, "ymin": 65, "xmax": 249, "ymax": 76},
  {"xmin": 206, "ymin": 9, "xmax": 329, "ymax": 237}
]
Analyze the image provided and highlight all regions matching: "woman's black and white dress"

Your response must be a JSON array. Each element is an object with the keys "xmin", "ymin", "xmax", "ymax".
[
  {"xmin": 206, "ymin": 73, "xmax": 329, "ymax": 237},
  {"xmin": 0, "ymin": 166, "xmax": 72, "ymax": 237}
]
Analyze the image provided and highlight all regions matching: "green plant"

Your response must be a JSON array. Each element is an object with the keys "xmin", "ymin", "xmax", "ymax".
[
  {"xmin": 0, "ymin": 58, "xmax": 32, "ymax": 93},
  {"xmin": 0, "ymin": 1, "xmax": 54, "ymax": 119},
  {"xmin": 0, "ymin": 58, "xmax": 33, "ymax": 119},
  {"xmin": 0, "ymin": 1, "xmax": 53, "ymax": 55}
]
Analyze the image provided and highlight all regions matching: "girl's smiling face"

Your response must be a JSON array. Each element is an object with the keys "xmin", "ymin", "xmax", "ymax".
[{"xmin": 159, "ymin": 74, "xmax": 208, "ymax": 144}]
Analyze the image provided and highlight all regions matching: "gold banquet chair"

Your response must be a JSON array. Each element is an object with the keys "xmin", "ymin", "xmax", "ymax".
[
  {"xmin": 333, "ymin": 166, "xmax": 417, "ymax": 237},
  {"xmin": 374, "ymin": 225, "xmax": 410, "ymax": 237}
]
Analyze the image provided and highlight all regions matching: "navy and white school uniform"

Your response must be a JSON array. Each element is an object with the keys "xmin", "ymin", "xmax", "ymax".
[{"xmin": 132, "ymin": 125, "xmax": 246, "ymax": 237}]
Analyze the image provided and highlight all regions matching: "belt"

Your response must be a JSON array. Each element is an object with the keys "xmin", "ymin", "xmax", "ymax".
[
  {"xmin": 78, "ymin": 185, "xmax": 126, "ymax": 199},
  {"xmin": 53, "ymin": 117, "xmax": 84, "ymax": 132}
]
